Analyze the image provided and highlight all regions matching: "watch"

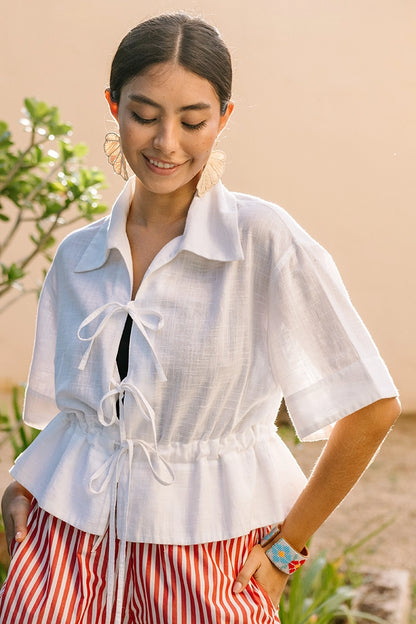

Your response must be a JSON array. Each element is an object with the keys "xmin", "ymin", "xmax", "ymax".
[{"xmin": 261, "ymin": 525, "xmax": 309, "ymax": 575}]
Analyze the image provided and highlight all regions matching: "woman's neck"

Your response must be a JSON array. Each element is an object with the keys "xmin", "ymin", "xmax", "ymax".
[{"xmin": 129, "ymin": 176, "xmax": 197, "ymax": 228}]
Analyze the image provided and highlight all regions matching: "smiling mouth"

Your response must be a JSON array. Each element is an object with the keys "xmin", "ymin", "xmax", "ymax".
[{"xmin": 146, "ymin": 156, "xmax": 181, "ymax": 170}]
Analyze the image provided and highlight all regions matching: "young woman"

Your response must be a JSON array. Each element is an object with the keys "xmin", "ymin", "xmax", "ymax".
[{"xmin": 0, "ymin": 13, "xmax": 400, "ymax": 624}]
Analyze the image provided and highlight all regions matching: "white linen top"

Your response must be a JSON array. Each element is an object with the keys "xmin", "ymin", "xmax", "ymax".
[{"xmin": 11, "ymin": 177, "xmax": 398, "ymax": 546}]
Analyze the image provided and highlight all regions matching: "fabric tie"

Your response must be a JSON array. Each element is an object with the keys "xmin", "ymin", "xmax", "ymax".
[
  {"xmin": 77, "ymin": 301, "xmax": 167, "ymax": 381},
  {"xmin": 89, "ymin": 382, "xmax": 174, "ymax": 624},
  {"xmin": 96, "ymin": 380, "xmax": 175, "ymax": 485}
]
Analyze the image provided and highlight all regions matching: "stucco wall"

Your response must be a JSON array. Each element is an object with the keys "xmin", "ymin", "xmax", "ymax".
[{"xmin": 1, "ymin": 0, "xmax": 415, "ymax": 410}]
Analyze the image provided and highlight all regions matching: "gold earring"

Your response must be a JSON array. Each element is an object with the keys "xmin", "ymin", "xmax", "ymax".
[
  {"xmin": 196, "ymin": 149, "xmax": 226, "ymax": 197},
  {"xmin": 104, "ymin": 132, "xmax": 129, "ymax": 181}
]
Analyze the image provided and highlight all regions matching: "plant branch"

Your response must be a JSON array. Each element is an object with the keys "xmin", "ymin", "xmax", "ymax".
[
  {"xmin": 0, "ymin": 207, "xmax": 66, "ymax": 299},
  {"xmin": 0, "ymin": 282, "xmax": 20, "ymax": 298},
  {"xmin": 63, "ymin": 214, "xmax": 87, "ymax": 227},
  {"xmin": 0, "ymin": 209, "xmax": 24, "ymax": 256},
  {"xmin": 24, "ymin": 159, "xmax": 64, "ymax": 205},
  {"xmin": 0, "ymin": 127, "xmax": 41, "ymax": 194},
  {"xmin": 0, "ymin": 160, "xmax": 66, "ymax": 258},
  {"xmin": 19, "ymin": 209, "xmax": 66, "ymax": 272},
  {"xmin": 0, "ymin": 98, "xmax": 107, "ymax": 311},
  {"xmin": 0, "ymin": 287, "xmax": 38, "ymax": 314}
]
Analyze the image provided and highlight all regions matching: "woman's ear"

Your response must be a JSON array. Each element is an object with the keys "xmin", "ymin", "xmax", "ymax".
[
  {"xmin": 105, "ymin": 88, "xmax": 119, "ymax": 121},
  {"xmin": 218, "ymin": 101, "xmax": 234, "ymax": 135}
]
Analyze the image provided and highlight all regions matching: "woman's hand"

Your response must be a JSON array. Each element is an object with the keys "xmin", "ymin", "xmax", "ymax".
[
  {"xmin": 233, "ymin": 544, "xmax": 289, "ymax": 608},
  {"xmin": 1, "ymin": 481, "xmax": 32, "ymax": 554}
]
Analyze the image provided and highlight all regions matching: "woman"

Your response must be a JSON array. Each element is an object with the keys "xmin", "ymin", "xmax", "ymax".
[{"xmin": 0, "ymin": 13, "xmax": 400, "ymax": 624}]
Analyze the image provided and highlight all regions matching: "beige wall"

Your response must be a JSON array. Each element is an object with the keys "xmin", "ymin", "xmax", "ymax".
[{"xmin": 1, "ymin": 0, "xmax": 415, "ymax": 410}]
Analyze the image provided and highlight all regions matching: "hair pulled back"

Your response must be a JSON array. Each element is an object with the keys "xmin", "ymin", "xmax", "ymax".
[{"xmin": 109, "ymin": 13, "xmax": 232, "ymax": 114}]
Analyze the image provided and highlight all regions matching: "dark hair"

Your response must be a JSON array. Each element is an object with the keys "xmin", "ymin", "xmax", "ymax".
[{"xmin": 109, "ymin": 13, "xmax": 232, "ymax": 114}]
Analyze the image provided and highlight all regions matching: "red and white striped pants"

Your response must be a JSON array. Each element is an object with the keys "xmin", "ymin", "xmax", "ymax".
[{"xmin": 0, "ymin": 501, "xmax": 280, "ymax": 623}]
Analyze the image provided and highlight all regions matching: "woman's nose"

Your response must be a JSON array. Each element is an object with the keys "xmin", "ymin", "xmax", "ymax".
[{"xmin": 153, "ymin": 121, "xmax": 178, "ymax": 155}]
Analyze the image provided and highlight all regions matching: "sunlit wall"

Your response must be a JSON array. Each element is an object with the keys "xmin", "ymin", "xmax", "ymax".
[{"xmin": 1, "ymin": 0, "xmax": 415, "ymax": 410}]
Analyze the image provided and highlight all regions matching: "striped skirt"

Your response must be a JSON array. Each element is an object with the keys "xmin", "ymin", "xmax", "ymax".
[{"xmin": 0, "ymin": 501, "xmax": 280, "ymax": 623}]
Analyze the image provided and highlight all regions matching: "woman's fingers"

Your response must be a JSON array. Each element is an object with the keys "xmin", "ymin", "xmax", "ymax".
[
  {"xmin": 253, "ymin": 556, "xmax": 289, "ymax": 607},
  {"xmin": 10, "ymin": 496, "xmax": 31, "ymax": 543},
  {"xmin": 1, "ymin": 481, "xmax": 32, "ymax": 553},
  {"xmin": 233, "ymin": 543, "xmax": 289, "ymax": 608},
  {"xmin": 232, "ymin": 544, "xmax": 264, "ymax": 593}
]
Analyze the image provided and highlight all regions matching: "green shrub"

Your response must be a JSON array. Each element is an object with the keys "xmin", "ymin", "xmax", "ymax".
[
  {"xmin": 0, "ymin": 385, "xmax": 38, "ymax": 460},
  {"xmin": 279, "ymin": 549, "xmax": 388, "ymax": 623},
  {"xmin": 0, "ymin": 97, "xmax": 107, "ymax": 312}
]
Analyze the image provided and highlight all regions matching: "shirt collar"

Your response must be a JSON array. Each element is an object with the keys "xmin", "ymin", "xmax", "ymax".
[
  {"xmin": 178, "ymin": 181, "xmax": 244, "ymax": 262},
  {"xmin": 75, "ymin": 177, "xmax": 244, "ymax": 273}
]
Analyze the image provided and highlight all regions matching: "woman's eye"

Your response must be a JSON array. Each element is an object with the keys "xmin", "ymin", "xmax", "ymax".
[
  {"xmin": 131, "ymin": 111, "xmax": 156, "ymax": 124},
  {"xmin": 130, "ymin": 112, "xmax": 207, "ymax": 131},
  {"xmin": 182, "ymin": 120, "xmax": 207, "ymax": 131}
]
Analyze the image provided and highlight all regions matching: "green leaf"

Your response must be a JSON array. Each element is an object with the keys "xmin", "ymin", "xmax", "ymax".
[
  {"xmin": 24, "ymin": 99, "xmax": 50, "ymax": 123},
  {"xmin": 0, "ymin": 97, "xmax": 107, "ymax": 313},
  {"xmin": 35, "ymin": 221, "xmax": 45, "ymax": 234},
  {"xmin": 41, "ymin": 200, "xmax": 63, "ymax": 217},
  {"xmin": 60, "ymin": 141, "xmax": 74, "ymax": 160},
  {"xmin": 92, "ymin": 203, "xmax": 107, "ymax": 214},
  {"xmin": 35, "ymin": 101, "xmax": 50, "ymax": 119},
  {"xmin": 41, "ymin": 235, "xmax": 56, "ymax": 250},
  {"xmin": 0, "ymin": 121, "xmax": 13, "ymax": 149},
  {"xmin": 0, "ymin": 263, "xmax": 25, "ymax": 282},
  {"xmin": 50, "ymin": 122, "xmax": 72, "ymax": 136},
  {"xmin": 0, "ymin": 385, "xmax": 39, "ymax": 460},
  {"xmin": 47, "ymin": 180, "xmax": 67, "ymax": 193},
  {"xmin": 73, "ymin": 143, "xmax": 88, "ymax": 159},
  {"xmin": 23, "ymin": 97, "xmax": 37, "ymax": 119},
  {"xmin": 22, "ymin": 99, "xmax": 72, "ymax": 138}
]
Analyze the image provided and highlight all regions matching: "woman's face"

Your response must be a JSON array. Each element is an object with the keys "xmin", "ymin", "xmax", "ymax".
[{"xmin": 107, "ymin": 62, "xmax": 233, "ymax": 196}]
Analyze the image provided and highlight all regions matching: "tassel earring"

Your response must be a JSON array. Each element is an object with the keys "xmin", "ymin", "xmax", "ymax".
[
  {"xmin": 104, "ymin": 132, "xmax": 129, "ymax": 181},
  {"xmin": 196, "ymin": 149, "xmax": 226, "ymax": 197}
]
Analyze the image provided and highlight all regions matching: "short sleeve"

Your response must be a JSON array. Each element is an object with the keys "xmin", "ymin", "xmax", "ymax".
[
  {"xmin": 268, "ymin": 239, "xmax": 398, "ymax": 441},
  {"xmin": 23, "ymin": 265, "xmax": 59, "ymax": 429}
]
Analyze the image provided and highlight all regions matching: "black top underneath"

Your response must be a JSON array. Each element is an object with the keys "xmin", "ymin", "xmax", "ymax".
[
  {"xmin": 116, "ymin": 315, "xmax": 133, "ymax": 380},
  {"xmin": 115, "ymin": 315, "xmax": 133, "ymax": 417}
]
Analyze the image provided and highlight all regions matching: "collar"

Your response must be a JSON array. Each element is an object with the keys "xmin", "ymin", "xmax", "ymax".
[
  {"xmin": 75, "ymin": 177, "xmax": 244, "ymax": 273},
  {"xmin": 178, "ymin": 181, "xmax": 244, "ymax": 262}
]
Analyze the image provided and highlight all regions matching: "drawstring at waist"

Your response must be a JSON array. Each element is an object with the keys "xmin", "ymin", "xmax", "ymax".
[{"xmin": 88, "ymin": 381, "xmax": 174, "ymax": 624}]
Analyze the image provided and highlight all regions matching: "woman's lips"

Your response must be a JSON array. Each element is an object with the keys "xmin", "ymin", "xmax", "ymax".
[
  {"xmin": 148, "ymin": 157, "xmax": 178, "ymax": 169},
  {"xmin": 144, "ymin": 155, "xmax": 184, "ymax": 175}
]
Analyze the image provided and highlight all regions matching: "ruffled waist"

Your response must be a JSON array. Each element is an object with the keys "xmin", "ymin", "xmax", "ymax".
[{"xmin": 11, "ymin": 411, "xmax": 307, "ymax": 544}]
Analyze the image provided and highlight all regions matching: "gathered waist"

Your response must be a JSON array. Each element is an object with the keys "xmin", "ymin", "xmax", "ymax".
[
  {"xmin": 71, "ymin": 410, "xmax": 278, "ymax": 463},
  {"xmin": 11, "ymin": 407, "xmax": 307, "ymax": 546}
]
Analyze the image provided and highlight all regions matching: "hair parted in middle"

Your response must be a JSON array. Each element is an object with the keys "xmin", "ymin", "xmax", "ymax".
[{"xmin": 109, "ymin": 13, "xmax": 232, "ymax": 115}]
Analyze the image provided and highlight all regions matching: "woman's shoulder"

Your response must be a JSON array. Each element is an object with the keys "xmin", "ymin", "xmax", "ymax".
[
  {"xmin": 51, "ymin": 214, "xmax": 110, "ymax": 270},
  {"xmin": 230, "ymin": 189, "xmax": 317, "ymax": 255},
  {"xmin": 233, "ymin": 191, "xmax": 289, "ymax": 223},
  {"xmin": 56, "ymin": 215, "xmax": 110, "ymax": 256}
]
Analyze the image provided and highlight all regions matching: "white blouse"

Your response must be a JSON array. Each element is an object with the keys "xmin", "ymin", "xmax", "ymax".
[{"xmin": 11, "ymin": 177, "xmax": 398, "ymax": 546}]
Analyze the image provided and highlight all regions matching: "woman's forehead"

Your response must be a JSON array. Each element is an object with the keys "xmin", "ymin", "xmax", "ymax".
[{"xmin": 121, "ymin": 62, "xmax": 220, "ymax": 107}]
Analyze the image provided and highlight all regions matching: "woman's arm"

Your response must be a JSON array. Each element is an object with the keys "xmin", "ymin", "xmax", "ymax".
[
  {"xmin": 1, "ymin": 480, "xmax": 33, "ymax": 554},
  {"xmin": 233, "ymin": 396, "xmax": 401, "ymax": 605}
]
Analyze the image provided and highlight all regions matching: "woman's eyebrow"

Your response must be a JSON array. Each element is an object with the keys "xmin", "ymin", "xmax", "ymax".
[
  {"xmin": 129, "ymin": 94, "xmax": 160, "ymax": 107},
  {"xmin": 180, "ymin": 102, "xmax": 211, "ymax": 112},
  {"xmin": 128, "ymin": 93, "xmax": 211, "ymax": 112}
]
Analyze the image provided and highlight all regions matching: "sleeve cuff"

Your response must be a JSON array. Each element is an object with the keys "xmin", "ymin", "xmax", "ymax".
[{"xmin": 285, "ymin": 356, "xmax": 399, "ymax": 441}]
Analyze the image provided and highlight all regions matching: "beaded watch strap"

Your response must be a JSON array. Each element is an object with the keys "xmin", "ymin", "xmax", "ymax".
[
  {"xmin": 260, "ymin": 524, "xmax": 282, "ymax": 547},
  {"xmin": 261, "ymin": 524, "xmax": 309, "ymax": 575}
]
